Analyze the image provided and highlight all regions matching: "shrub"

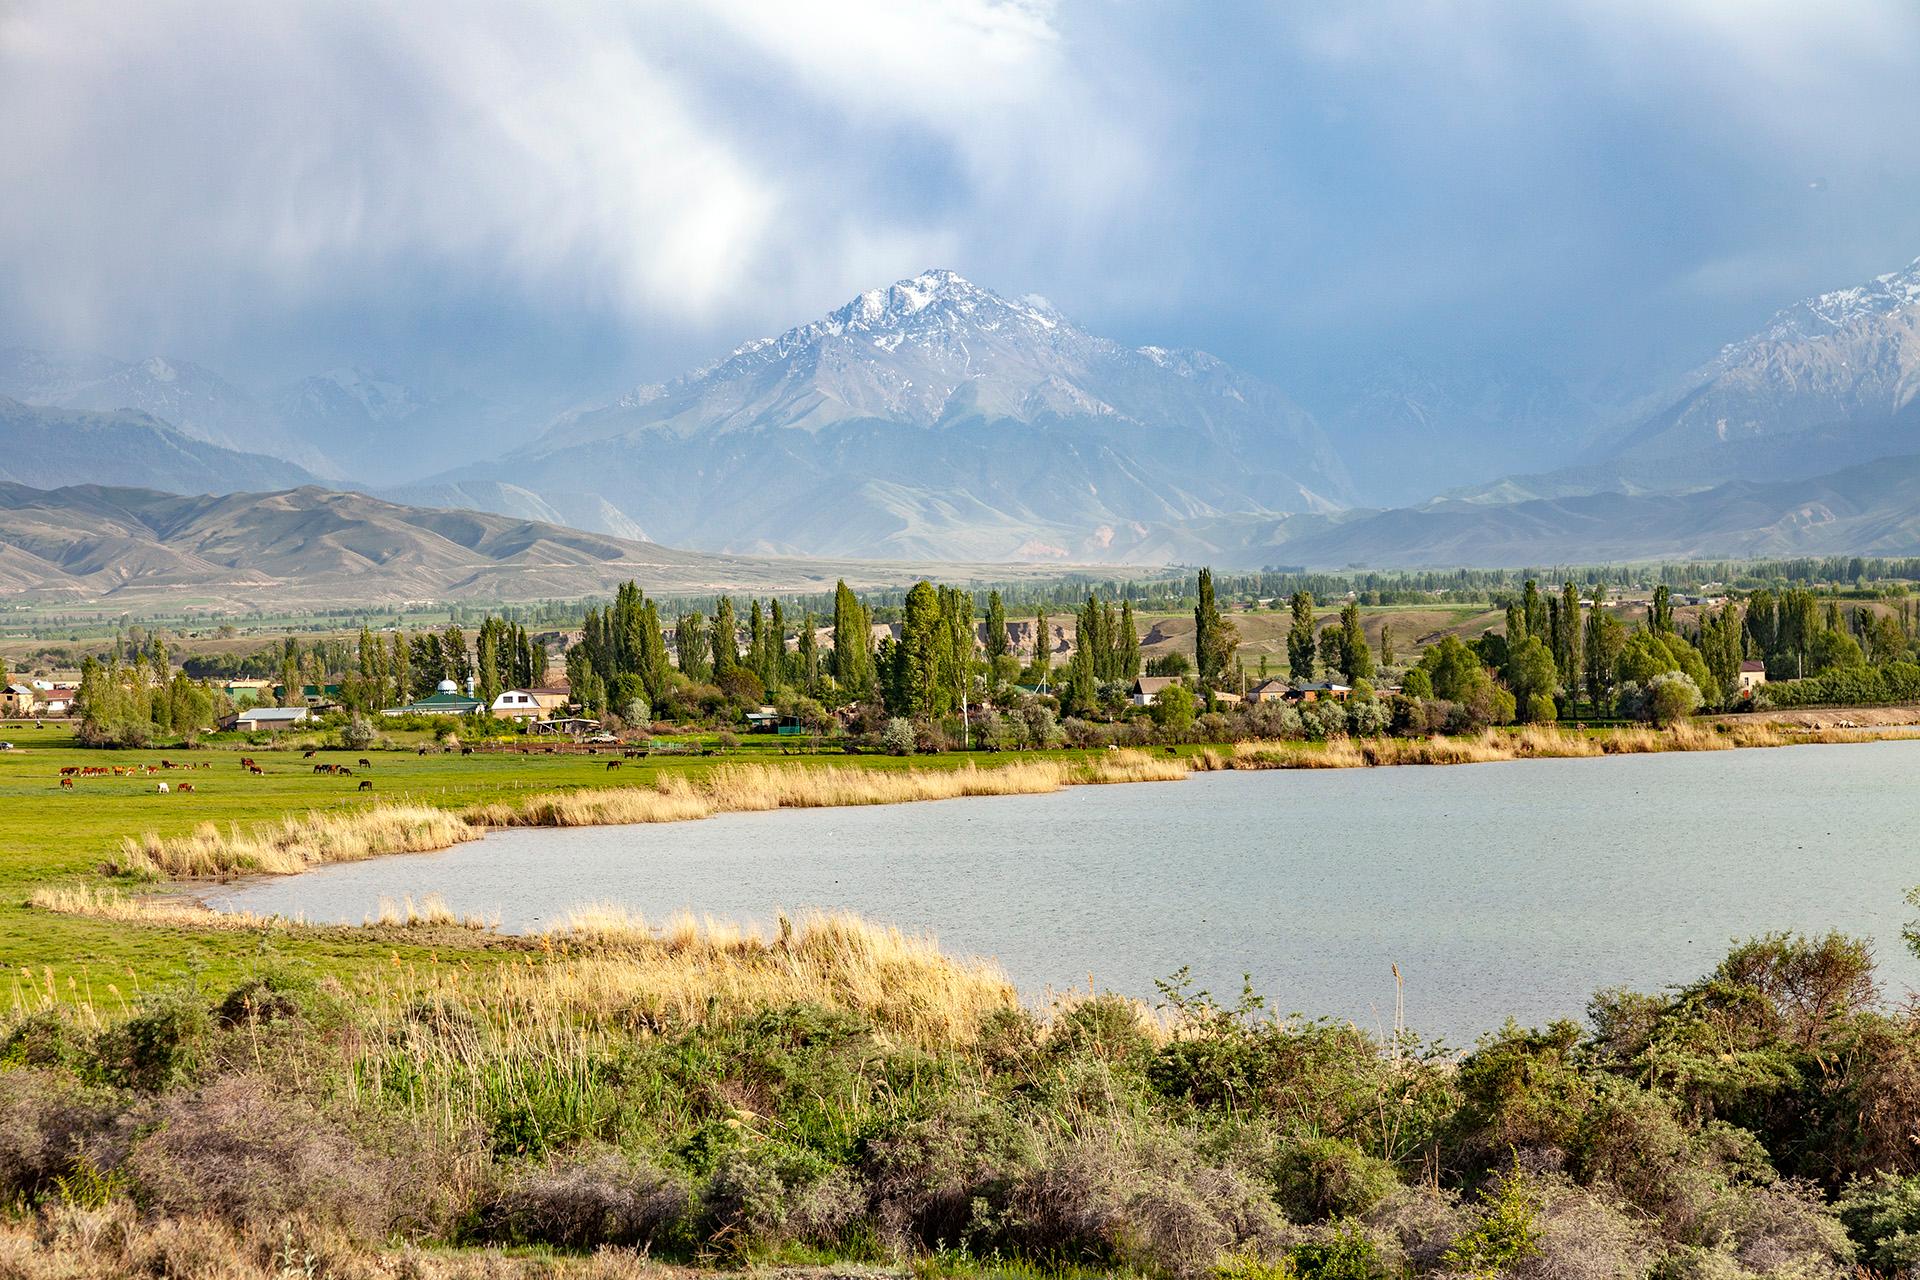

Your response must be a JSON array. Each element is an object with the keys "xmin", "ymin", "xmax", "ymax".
[
  {"xmin": 94, "ymin": 989, "xmax": 209, "ymax": 1092},
  {"xmin": 1150, "ymin": 683, "xmax": 1197, "ymax": 735},
  {"xmin": 1289, "ymin": 1225, "xmax": 1391, "ymax": 1280},
  {"xmin": 1838, "ymin": 1173, "xmax": 1920, "ymax": 1274},
  {"xmin": 1004, "ymin": 1129, "xmax": 1287, "ymax": 1279},
  {"xmin": 1524, "ymin": 693, "xmax": 1557, "ymax": 724},
  {"xmin": 1272, "ymin": 1137, "xmax": 1399, "ymax": 1221},
  {"xmin": 339, "ymin": 712, "xmax": 375, "ymax": 751},
  {"xmin": 126, "ymin": 1074, "xmax": 452, "ymax": 1237},
  {"xmin": 0, "ymin": 1070, "xmax": 129, "ymax": 1205},
  {"xmin": 880, "ymin": 717, "xmax": 916, "ymax": 755},
  {"xmin": 1441, "ymin": 1169, "xmax": 1542, "ymax": 1279},
  {"xmin": 483, "ymin": 1149, "xmax": 691, "ymax": 1250},
  {"xmin": 1647, "ymin": 673, "xmax": 1703, "ymax": 726}
]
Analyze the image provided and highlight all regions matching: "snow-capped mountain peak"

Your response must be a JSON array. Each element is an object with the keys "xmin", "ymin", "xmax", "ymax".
[{"xmin": 1743, "ymin": 256, "xmax": 1920, "ymax": 349}]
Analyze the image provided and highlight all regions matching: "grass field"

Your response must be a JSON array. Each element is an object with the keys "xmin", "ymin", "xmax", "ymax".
[
  {"xmin": 8, "ymin": 720, "xmax": 1920, "ymax": 1276},
  {"xmin": 1, "ymin": 724, "xmax": 1183, "ymax": 989}
]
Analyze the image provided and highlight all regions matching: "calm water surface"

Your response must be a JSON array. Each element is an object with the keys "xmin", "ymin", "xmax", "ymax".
[{"xmin": 206, "ymin": 741, "xmax": 1920, "ymax": 1042}]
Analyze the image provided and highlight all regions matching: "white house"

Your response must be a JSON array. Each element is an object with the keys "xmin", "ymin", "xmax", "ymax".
[
  {"xmin": 1737, "ymin": 660, "xmax": 1768, "ymax": 694},
  {"xmin": 235, "ymin": 706, "xmax": 311, "ymax": 732},
  {"xmin": 1129, "ymin": 676, "xmax": 1179, "ymax": 706},
  {"xmin": 490, "ymin": 689, "xmax": 546, "ymax": 720}
]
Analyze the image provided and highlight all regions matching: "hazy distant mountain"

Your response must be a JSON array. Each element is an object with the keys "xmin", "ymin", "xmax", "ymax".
[
  {"xmin": 1203, "ymin": 451, "xmax": 1920, "ymax": 569},
  {"xmin": 428, "ymin": 269, "xmax": 1352, "ymax": 560},
  {"xmin": 271, "ymin": 368, "xmax": 533, "ymax": 482},
  {"xmin": 0, "ymin": 346, "xmax": 333, "ymax": 475},
  {"xmin": 0, "ymin": 397, "xmax": 317, "ymax": 494},
  {"xmin": 0, "ymin": 482, "xmax": 1087, "ymax": 607},
  {"xmin": 1456, "ymin": 257, "xmax": 1920, "ymax": 503},
  {"xmin": 1316, "ymin": 353, "xmax": 1606, "ymax": 505}
]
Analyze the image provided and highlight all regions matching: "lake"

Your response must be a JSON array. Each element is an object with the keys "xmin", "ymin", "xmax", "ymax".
[{"xmin": 205, "ymin": 740, "xmax": 1920, "ymax": 1042}]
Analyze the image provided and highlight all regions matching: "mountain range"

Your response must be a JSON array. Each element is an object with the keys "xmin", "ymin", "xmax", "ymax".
[
  {"xmin": 0, "ymin": 483, "xmax": 1084, "ymax": 608},
  {"xmin": 2, "ymin": 257, "xmax": 1919, "ymax": 575},
  {"xmin": 422, "ymin": 269, "xmax": 1352, "ymax": 561}
]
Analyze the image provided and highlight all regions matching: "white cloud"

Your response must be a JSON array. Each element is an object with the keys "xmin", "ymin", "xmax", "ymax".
[{"xmin": 0, "ymin": 0, "xmax": 1143, "ymax": 355}]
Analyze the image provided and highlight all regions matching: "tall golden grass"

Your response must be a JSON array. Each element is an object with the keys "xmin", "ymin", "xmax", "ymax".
[
  {"xmin": 522, "ymin": 906, "xmax": 1019, "ymax": 1046},
  {"xmin": 27, "ymin": 883, "xmax": 290, "ymax": 931},
  {"xmin": 111, "ymin": 806, "xmax": 476, "ymax": 880}
]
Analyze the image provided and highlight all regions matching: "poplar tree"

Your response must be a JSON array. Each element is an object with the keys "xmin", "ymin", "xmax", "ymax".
[
  {"xmin": 1287, "ymin": 591, "xmax": 1316, "ymax": 680},
  {"xmin": 677, "ymin": 612, "xmax": 710, "ymax": 681},
  {"xmin": 1194, "ymin": 568, "xmax": 1234, "ymax": 690},
  {"xmin": 711, "ymin": 598, "xmax": 739, "ymax": 678},
  {"xmin": 984, "ymin": 590, "xmax": 1008, "ymax": 660},
  {"xmin": 1339, "ymin": 601, "xmax": 1374, "ymax": 681},
  {"xmin": 798, "ymin": 609, "xmax": 819, "ymax": 694},
  {"xmin": 1031, "ymin": 609, "xmax": 1052, "ymax": 689},
  {"xmin": 1116, "ymin": 600, "xmax": 1142, "ymax": 679},
  {"xmin": 830, "ymin": 581, "xmax": 873, "ymax": 698},
  {"xmin": 1651, "ymin": 585, "xmax": 1674, "ymax": 634}
]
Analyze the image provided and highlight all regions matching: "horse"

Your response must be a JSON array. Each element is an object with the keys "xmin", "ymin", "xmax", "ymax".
[
  {"xmin": 358, "ymin": 758, "xmax": 371, "ymax": 768},
  {"xmin": 358, "ymin": 779, "xmax": 373, "ymax": 791},
  {"xmin": 606, "ymin": 760, "xmax": 622, "ymax": 770}
]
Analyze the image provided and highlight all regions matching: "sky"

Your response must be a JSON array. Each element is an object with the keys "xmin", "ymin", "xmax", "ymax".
[{"xmin": 3, "ymin": 0, "xmax": 1919, "ymax": 408}]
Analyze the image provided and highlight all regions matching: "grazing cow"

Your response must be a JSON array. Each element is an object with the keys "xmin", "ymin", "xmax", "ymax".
[
  {"xmin": 59, "ymin": 766, "xmax": 78, "ymax": 777},
  {"xmin": 358, "ymin": 758, "xmax": 371, "ymax": 768},
  {"xmin": 358, "ymin": 779, "xmax": 373, "ymax": 791},
  {"xmin": 240, "ymin": 757, "xmax": 256, "ymax": 770},
  {"xmin": 461, "ymin": 747, "xmax": 473, "ymax": 756},
  {"xmin": 417, "ymin": 746, "xmax": 429, "ymax": 756},
  {"xmin": 247, "ymin": 765, "xmax": 264, "ymax": 776},
  {"xmin": 156, "ymin": 782, "xmax": 168, "ymax": 794},
  {"xmin": 160, "ymin": 759, "xmax": 176, "ymax": 769},
  {"xmin": 303, "ymin": 749, "xmax": 317, "ymax": 759},
  {"xmin": 59, "ymin": 777, "xmax": 72, "ymax": 790},
  {"xmin": 177, "ymin": 783, "xmax": 194, "ymax": 794},
  {"xmin": 606, "ymin": 760, "xmax": 622, "ymax": 770}
]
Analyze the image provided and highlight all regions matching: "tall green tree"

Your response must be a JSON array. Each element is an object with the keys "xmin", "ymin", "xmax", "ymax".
[
  {"xmin": 1287, "ymin": 591, "xmax": 1316, "ymax": 680},
  {"xmin": 1651, "ymin": 585, "xmax": 1674, "ymax": 635},
  {"xmin": 829, "ymin": 581, "xmax": 873, "ymax": 699},
  {"xmin": 676, "ymin": 612, "xmax": 710, "ymax": 681},
  {"xmin": 1116, "ymin": 600, "xmax": 1142, "ymax": 680},
  {"xmin": 1030, "ymin": 609, "xmax": 1052, "ymax": 689},
  {"xmin": 900, "ymin": 581, "xmax": 946, "ymax": 717},
  {"xmin": 711, "ymin": 597, "xmax": 739, "ymax": 679},
  {"xmin": 983, "ymin": 590, "xmax": 1008, "ymax": 661},
  {"xmin": 1338, "ymin": 602, "xmax": 1374, "ymax": 682},
  {"xmin": 1193, "ymin": 568, "xmax": 1236, "ymax": 690}
]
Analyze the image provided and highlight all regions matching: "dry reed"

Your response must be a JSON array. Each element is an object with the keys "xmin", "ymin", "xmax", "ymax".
[
  {"xmin": 111, "ymin": 806, "xmax": 476, "ymax": 880},
  {"xmin": 28, "ymin": 883, "xmax": 291, "ymax": 931}
]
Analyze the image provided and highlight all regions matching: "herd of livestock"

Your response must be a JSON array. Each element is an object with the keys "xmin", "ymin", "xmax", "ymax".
[{"xmin": 54, "ymin": 752, "xmax": 376, "ymax": 794}]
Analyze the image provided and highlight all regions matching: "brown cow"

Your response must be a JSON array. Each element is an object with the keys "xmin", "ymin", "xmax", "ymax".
[
  {"xmin": 247, "ymin": 765, "xmax": 264, "ymax": 775},
  {"xmin": 59, "ymin": 777, "xmax": 72, "ymax": 790},
  {"xmin": 177, "ymin": 783, "xmax": 194, "ymax": 793}
]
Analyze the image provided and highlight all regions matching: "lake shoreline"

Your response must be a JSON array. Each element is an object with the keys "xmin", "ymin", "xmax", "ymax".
[{"xmin": 34, "ymin": 719, "xmax": 1920, "ymax": 940}]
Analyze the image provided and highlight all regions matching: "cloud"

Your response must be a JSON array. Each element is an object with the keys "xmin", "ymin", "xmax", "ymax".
[
  {"xmin": 0, "ymin": 0, "xmax": 1148, "ymax": 360},
  {"xmin": 1, "ymin": 0, "xmax": 1918, "ymax": 390}
]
